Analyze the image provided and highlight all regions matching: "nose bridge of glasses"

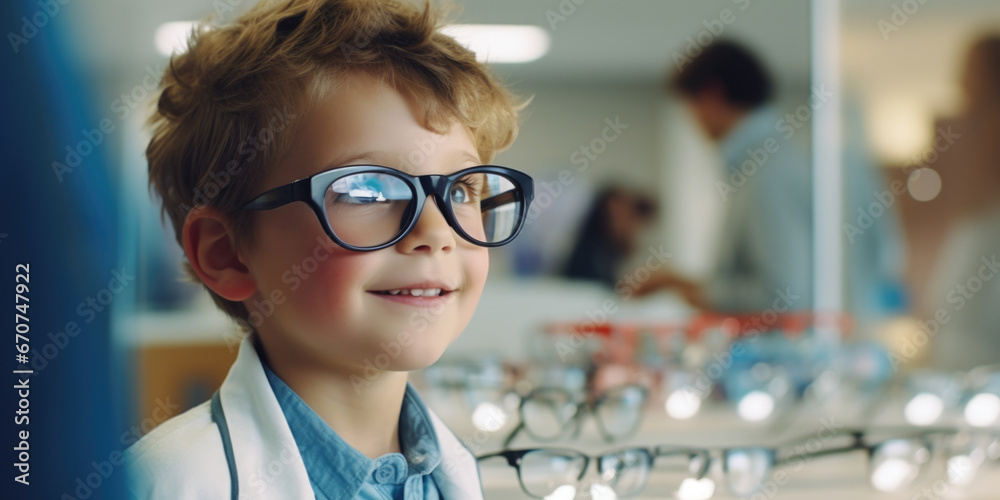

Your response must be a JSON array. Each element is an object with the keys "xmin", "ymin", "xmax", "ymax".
[
  {"xmin": 413, "ymin": 174, "xmax": 455, "ymax": 222},
  {"xmin": 570, "ymin": 402, "xmax": 587, "ymax": 440},
  {"xmin": 418, "ymin": 174, "xmax": 448, "ymax": 199},
  {"xmin": 654, "ymin": 447, "xmax": 711, "ymax": 478},
  {"xmin": 577, "ymin": 453, "xmax": 592, "ymax": 481}
]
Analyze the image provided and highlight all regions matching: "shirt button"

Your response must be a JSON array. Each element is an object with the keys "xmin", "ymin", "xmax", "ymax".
[{"xmin": 375, "ymin": 464, "xmax": 394, "ymax": 484}]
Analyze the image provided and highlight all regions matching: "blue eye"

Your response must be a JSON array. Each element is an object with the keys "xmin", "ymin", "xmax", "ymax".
[
  {"xmin": 450, "ymin": 176, "xmax": 484, "ymax": 204},
  {"xmin": 450, "ymin": 184, "xmax": 470, "ymax": 204}
]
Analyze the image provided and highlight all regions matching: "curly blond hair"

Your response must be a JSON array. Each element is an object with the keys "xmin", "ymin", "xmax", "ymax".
[{"xmin": 147, "ymin": 0, "xmax": 523, "ymax": 321}]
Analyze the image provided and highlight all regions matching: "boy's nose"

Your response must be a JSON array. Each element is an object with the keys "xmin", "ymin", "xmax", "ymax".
[{"xmin": 396, "ymin": 195, "xmax": 455, "ymax": 254}]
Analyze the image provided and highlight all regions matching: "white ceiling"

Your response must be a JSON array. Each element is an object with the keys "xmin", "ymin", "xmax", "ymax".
[
  {"xmin": 67, "ymin": 0, "xmax": 1000, "ymax": 164},
  {"xmin": 67, "ymin": 0, "xmax": 1000, "ymax": 90},
  {"xmin": 70, "ymin": 0, "xmax": 813, "ymax": 85}
]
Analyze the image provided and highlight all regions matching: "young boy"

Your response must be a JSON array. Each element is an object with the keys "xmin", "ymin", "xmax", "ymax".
[{"xmin": 125, "ymin": 1, "xmax": 533, "ymax": 498}]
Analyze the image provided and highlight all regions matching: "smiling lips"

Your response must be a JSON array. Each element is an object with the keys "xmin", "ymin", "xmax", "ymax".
[
  {"xmin": 368, "ymin": 281, "xmax": 458, "ymax": 304},
  {"xmin": 376, "ymin": 288, "xmax": 446, "ymax": 297}
]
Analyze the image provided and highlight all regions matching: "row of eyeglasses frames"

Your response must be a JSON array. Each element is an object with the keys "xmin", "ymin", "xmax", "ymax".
[{"xmin": 480, "ymin": 423, "xmax": 1000, "ymax": 499}]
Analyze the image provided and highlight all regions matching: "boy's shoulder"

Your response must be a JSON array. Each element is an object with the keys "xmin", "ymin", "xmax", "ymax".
[{"xmin": 124, "ymin": 399, "xmax": 229, "ymax": 498}]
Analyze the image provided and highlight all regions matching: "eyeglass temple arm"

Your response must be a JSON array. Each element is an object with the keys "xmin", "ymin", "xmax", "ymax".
[
  {"xmin": 476, "ymin": 449, "xmax": 526, "ymax": 468},
  {"xmin": 480, "ymin": 190, "xmax": 519, "ymax": 212},
  {"xmin": 243, "ymin": 180, "xmax": 307, "ymax": 210},
  {"xmin": 773, "ymin": 432, "xmax": 866, "ymax": 467},
  {"xmin": 776, "ymin": 426, "xmax": 860, "ymax": 452}
]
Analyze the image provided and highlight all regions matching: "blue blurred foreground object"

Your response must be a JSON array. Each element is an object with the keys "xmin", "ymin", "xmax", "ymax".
[{"xmin": 1, "ymin": 0, "xmax": 126, "ymax": 498}]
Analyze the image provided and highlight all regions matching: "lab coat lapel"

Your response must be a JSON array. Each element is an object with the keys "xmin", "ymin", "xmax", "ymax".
[
  {"xmin": 429, "ymin": 410, "xmax": 485, "ymax": 500},
  {"xmin": 219, "ymin": 336, "xmax": 485, "ymax": 500},
  {"xmin": 218, "ymin": 337, "xmax": 315, "ymax": 499}
]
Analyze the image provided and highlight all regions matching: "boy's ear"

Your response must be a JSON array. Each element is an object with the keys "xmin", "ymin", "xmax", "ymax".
[{"xmin": 182, "ymin": 206, "xmax": 257, "ymax": 302}]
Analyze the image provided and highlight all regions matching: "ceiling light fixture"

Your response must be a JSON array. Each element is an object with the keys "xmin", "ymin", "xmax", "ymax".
[
  {"xmin": 155, "ymin": 21, "xmax": 196, "ymax": 57},
  {"xmin": 440, "ymin": 24, "xmax": 550, "ymax": 64}
]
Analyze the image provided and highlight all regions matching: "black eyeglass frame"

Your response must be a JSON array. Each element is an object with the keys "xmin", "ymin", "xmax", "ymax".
[
  {"xmin": 478, "ymin": 447, "xmax": 658, "ymax": 499},
  {"xmin": 480, "ymin": 427, "xmax": 994, "ymax": 500},
  {"xmin": 503, "ymin": 384, "xmax": 650, "ymax": 448},
  {"xmin": 242, "ymin": 164, "xmax": 535, "ymax": 251}
]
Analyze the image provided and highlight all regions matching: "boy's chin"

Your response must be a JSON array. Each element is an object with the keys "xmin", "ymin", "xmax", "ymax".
[
  {"xmin": 359, "ymin": 336, "xmax": 453, "ymax": 373},
  {"xmin": 385, "ymin": 345, "xmax": 450, "ymax": 372}
]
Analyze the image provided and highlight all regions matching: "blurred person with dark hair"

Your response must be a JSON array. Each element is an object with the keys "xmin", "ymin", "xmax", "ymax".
[
  {"xmin": 636, "ymin": 40, "xmax": 812, "ymax": 313},
  {"xmin": 923, "ymin": 34, "xmax": 1000, "ymax": 370},
  {"xmin": 561, "ymin": 187, "xmax": 657, "ymax": 288}
]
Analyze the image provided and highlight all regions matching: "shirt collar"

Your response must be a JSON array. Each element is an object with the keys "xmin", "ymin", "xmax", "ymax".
[
  {"xmin": 719, "ymin": 106, "xmax": 781, "ymax": 171},
  {"xmin": 261, "ymin": 362, "xmax": 442, "ymax": 498},
  {"xmin": 398, "ymin": 384, "xmax": 441, "ymax": 475}
]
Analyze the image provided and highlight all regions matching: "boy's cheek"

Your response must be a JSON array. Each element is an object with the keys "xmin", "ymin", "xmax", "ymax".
[
  {"xmin": 247, "ymin": 215, "xmax": 332, "ymax": 280},
  {"xmin": 468, "ymin": 248, "xmax": 490, "ymax": 296},
  {"xmin": 258, "ymin": 252, "xmax": 359, "ymax": 324},
  {"xmin": 296, "ymin": 255, "xmax": 369, "ymax": 303},
  {"xmin": 456, "ymin": 250, "xmax": 489, "ymax": 322}
]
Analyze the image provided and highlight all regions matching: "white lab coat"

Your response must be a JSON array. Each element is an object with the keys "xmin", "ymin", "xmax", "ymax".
[
  {"xmin": 925, "ymin": 203, "xmax": 1000, "ymax": 370},
  {"xmin": 125, "ymin": 336, "xmax": 485, "ymax": 499}
]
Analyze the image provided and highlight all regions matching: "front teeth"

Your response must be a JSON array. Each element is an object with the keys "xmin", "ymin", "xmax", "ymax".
[{"xmin": 386, "ymin": 288, "xmax": 443, "ymax": 296}]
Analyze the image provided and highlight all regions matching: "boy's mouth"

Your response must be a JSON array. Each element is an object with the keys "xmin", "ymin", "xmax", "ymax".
[
  {"xmin": 370, "ymin": 288, "xmax": 450, "ymax": 297},
  {"xmin": 367, "ymin": 281, "xmax": 458, "ymax": 299}
]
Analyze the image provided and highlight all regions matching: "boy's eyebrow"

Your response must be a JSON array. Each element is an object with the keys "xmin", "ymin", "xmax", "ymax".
[
  {"xmin": 321, "ymin": 150, "xmax": 482, "ymax": 173},
  {"xmin": 322, "ymin": 151, "xmax": 404, "ymax": 172},
  {"xmin": 453, "ymin": 151, "xmax": 482, "ymax": 166}
]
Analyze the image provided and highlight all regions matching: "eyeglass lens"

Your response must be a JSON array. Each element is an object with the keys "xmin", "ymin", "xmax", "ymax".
[
  {"xmin": 869, "ymin": 438, "xmax": 929, "ymax": 492},
  {"xmin": 595, "ymin": 385, "xmax": 647, "ymax": 438},
  {"xmin": 597, "ymin": 448, "xmax": 652, "ymax": 497},
  {"xmin": 725, "ymin": 447, "xmax": 774, "ymax": 497},
  {"xmin": 520, "ymin": 385, "xmax": 647, "ymax": 442},
  {"xmin": 651, "ymin": 450, "xmax": 711, "ymax": 498},
  {"xmin": 518, "ymin": 450, "xmax": 587, "ymax": 498},
  {"xmin": 521, "ymin": 389, "xmax": 578, "ymax": 440},
  {"xmin": 516, "ymin": 449, "xmax": 654, "ymax": 499}
]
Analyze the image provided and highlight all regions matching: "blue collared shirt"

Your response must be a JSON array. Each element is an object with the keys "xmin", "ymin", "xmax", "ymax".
[
  {"xmin": 263, "ymin": 363, "xmax": 442, "ymax": 500},
  {"xmin": 707, "ymin": 106, "xmax": 813, "ymax": 313}
]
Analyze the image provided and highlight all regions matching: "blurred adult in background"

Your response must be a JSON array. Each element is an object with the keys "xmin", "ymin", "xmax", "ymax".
[
  {"xmin": 923, "ymin": 35, "xmax": 1000, "ymax": 370},
  {"xmin": 636, "ymin": 41, "xmax": 812, "ymax": 313},
  {"xmin": 508, "ymin": 171, "xmax": 595, "ymax": 277},
  {"xmin": 561, "ymin": 187, "xmax": 657, "ymax": 288}
]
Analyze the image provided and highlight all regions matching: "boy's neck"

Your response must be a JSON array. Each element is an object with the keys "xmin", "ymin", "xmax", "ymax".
[{"xmin": 256, "ymin": 336, "xmax": 409, "ymax": 459}]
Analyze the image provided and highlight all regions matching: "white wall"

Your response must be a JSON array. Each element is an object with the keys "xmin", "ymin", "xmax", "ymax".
[{"xmin": 494, "ymin": 82, "xmax": 664, "ymax": 193}]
